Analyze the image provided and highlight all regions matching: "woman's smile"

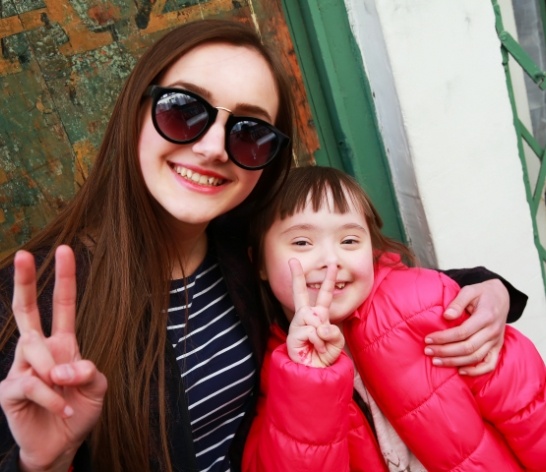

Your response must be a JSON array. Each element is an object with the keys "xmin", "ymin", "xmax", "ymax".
[
  {"xmin": 138, "ymin": 42, "xmax": 279, "ymax": 227},
  {"xmin": 170, "ymin": 163, "xmax": 226, "ymax": 187}
]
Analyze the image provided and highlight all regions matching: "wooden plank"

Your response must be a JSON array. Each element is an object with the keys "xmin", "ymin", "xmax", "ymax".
[
  {"xmin": 250, "ymin": 0, "xmax": 319, "ymax": 166},
  {"xmin": 0, "ymin": 0, "xmax": 318, "ymax": 255}
]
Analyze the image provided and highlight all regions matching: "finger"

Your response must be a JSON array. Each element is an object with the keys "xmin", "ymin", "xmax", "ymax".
[
  {"xmin": 427, "ymin": 338, "xmax": 494, "ymax": 367},
  {"xmin": 443, "ymin": 279, "xmax": 508, "ymax": 320},
  {"xmin": 425, "ymin": 304, "xmax": 496, "ymax": 348},
  {"xmin": 51, "ymin": 360, "xmax": 108, "ymax": 400},
  {"xmin": 425, "ymin": 323, "xmax": 472, "ymax": 347},
  {"xmin": 306, "ymin": 329, "xmax": 327, "ymax": 354},
  {"xmin": 287, "ymin": 326, "xmax": 325, "ymax": 364},
  {"xmin": 443, "ymin": 285, "xmax": 478, "ymax": 319},
  {"xmin": 458, "ymin": 347, "xmax": 501, "ymax": 376},
  {"xmin": 317, "ymin": 324, "xmax": 344, "ymax": 367},
  {"xmin": 290, "ymin": 306, "xmax": 313, "ymax": 329},
  {"xmin": 426, "ymin": 306, "xmax": 487, "ymax": 346},
  {"xmin": 425, "ymin": 322, "xmax": 486, "ymax": 357},
  {"xmin": 12, "ymin": 251, "xmax": 44, "ymax": 335},
  {"xmin": 317, "ymin": 324, "xmax": 345, "ymax": 350},
  {"xmin": 52, "ymin": 245, "xmax": 77, "ymax": 335},
  {"xmin": 287, "ymin": 323, "xmax": 315, "ymax": 345},
  {"xmin": 301, "ymin": 310, "xmax": 322, "ymax": 328},
  {"xmin": 289, "ymin": 258, "xmax": 309, "ymax": 312},
  {"xmin": 0, "ymin": 375, "xmax": 73, "ymax": 419},
  {"xmin": 291, "ymin": 305, "xmax": 323, "ymax": 328},
  {"xmin": 12, "ymin": 331, "xmax": 56, "ymax": 384},
  {"xmin": 315, "ymin": 264, "xmax": 337, "ymax": 310},
  {"xmin": 289, "ymin": 325, "xmax": 327, "ymax": 354}
]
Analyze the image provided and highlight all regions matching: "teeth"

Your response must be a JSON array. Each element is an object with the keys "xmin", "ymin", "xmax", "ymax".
[
  {"xmin": 308, "ymin": 282, "xmax": 346, "ymax": 290},
  {"xmin": 173, "ymin": 165, "xmax": 224, "ymax": 187}
]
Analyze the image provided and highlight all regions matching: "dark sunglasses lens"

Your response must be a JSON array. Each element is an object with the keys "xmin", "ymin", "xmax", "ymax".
[
  {"xmin": 154, "ymin": 92, "xmax": 210, "ymax": 142},
  {"xmin": 228, "ymin": 121, "xmax": 281, "ymax": 168}
]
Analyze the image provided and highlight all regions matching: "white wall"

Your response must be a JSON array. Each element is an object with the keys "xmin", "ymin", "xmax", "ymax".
[{"xmin": 345, "ymin": 0, "xmax": 546, "ymax": 358}]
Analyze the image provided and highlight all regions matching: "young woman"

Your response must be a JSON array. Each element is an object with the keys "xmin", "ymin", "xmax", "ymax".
[
  {"xmin": 0, "ymin": 19, "xmax": 527, "ymax": 472},
  {"xmin": 244, "ymin": 166, "xmax": 544, "ymax": 471}
]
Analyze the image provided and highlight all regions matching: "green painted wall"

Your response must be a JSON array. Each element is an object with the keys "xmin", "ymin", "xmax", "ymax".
[{"xmin": 282, "ymin": 0, "xmax": 406, "ymax": 242}]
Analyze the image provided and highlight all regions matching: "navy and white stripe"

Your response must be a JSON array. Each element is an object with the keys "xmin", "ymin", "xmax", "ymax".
[{"xmin": 167, "ymin": 250, "xmax": 256, "ymax": 472}]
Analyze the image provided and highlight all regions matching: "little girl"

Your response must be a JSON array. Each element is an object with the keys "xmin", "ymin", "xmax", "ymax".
[{"xmin": 243, "ymin": 166, "xmax": 546, "ymax": 472}]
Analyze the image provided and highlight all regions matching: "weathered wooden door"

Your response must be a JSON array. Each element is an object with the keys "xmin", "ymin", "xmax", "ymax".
[
  {"xmin": 0, "ymin": 0, "xmax": 408, "ymax": 256},
  {"xmin": 0, "ymin": 0, "xmax": 319, "ymax": 256}
]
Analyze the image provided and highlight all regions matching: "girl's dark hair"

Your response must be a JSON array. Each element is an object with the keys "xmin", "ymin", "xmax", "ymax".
[
  {"xmin": 249, "ymin": 165, "xmax": 414, "ymax": 328},
  {"xmin": 0, "ymin": 19, "xmax": 294, "ymax": 472}
]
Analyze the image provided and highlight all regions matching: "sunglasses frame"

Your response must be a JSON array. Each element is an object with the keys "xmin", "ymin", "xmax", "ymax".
[{"xmin": 144, "ymin": 85, "xmax": 290, "ymax": 170}]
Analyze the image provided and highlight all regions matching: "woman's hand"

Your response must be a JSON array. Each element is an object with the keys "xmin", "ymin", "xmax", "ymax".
[
  {"xmin": 424, "ymin": 279, "xmax": 509, "ymax": 376},
  {"xmin": 0, "ymin": 246, "xmax": 107, "ymax": 472},
  {"xmin": 286, "ymin": 259, "xmax": 344, "ymax": 368}
]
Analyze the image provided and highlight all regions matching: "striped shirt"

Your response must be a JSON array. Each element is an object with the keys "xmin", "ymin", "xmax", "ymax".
[{"xmin": 167, "ymin": 249, "xmax": 256, "ymax": 472}]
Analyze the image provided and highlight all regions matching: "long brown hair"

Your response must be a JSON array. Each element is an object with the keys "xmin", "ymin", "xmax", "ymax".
[
  {"xmin": 0, "ymin": 19, "xmax": 294, "ymax": 472},
  {"xmin": 249, "ymin": 165, "xmax": 414, "ymax": 329}
]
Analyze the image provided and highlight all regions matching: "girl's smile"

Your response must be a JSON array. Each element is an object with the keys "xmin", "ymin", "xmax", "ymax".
[{"xmin": 260, "ymin": 191, "xmax": 375, "ymax": 324}]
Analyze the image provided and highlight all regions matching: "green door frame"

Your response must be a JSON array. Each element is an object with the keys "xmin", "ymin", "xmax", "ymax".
[{"xmin": 281, "ymin": 0, "xmax": 406, "ymax": 242}]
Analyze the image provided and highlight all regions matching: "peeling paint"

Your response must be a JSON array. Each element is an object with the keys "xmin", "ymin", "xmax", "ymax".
[{"xmin": 0, "ymin": 0, "xmax": 317, "ymax": 255}]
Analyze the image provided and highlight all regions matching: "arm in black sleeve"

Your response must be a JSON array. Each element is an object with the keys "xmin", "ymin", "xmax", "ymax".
[{"xmin": 441, "ymin": 267, "xmax": 528, "ymax": 323}]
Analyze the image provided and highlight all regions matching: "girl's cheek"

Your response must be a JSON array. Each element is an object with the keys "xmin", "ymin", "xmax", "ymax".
[{"xmin": 269, "ymin": 274, "xmax": 294, "ymax": 313}]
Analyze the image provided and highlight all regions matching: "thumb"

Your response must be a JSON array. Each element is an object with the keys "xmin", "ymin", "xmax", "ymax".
[
  {"xmin": 444, "ymin": 299, "xmax": 474, "ymax": 320},
  {"xmin": 445, "ymin": 285, "xmax": 479, "ymax": 319},
  {"xmin": 316, "ymin": 324, "xmax": 344, "ymax": 366},
  {"xmin": 444, "ymin": 304, "xmax": 464, "ymax": 320}
]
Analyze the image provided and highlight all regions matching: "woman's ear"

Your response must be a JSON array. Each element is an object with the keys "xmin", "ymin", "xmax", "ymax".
[{"xmin": 248, "ymin": 247, "xmax": 268, "ymax": 281}]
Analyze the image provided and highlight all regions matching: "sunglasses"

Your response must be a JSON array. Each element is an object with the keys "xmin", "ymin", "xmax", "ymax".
[{"xmin": 144, "ymin": 86, "xmax": 290, "ymax": 170}]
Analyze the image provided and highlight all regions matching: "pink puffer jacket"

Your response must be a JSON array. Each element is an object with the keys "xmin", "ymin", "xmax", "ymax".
[
  {"xmin": 345, "ymin": 253, "xmax": 546, "ymax": 471},
  {"xmin": 243, "ymin": 253, "xmax": 546, "ymax": 471},
  {"xmin": 242, "ymin": 324, "xmax": 387, "ymax": 472}
]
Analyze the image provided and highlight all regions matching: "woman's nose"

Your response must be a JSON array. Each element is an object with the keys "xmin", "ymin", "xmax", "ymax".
[{"xmin": 191, "ymin": 112, "xmax": 229, "ymax": 163}]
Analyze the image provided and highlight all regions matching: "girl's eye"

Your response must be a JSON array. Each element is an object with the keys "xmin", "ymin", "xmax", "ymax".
[
  {"xmin": 342, "ymin": 237, "xmax": 359, "ymax": 245},
  {"xmin": 293, "ymin": 239, "xmax": 310, "ymax": 246}
]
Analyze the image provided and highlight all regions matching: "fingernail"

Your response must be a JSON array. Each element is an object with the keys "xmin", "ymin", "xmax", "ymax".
[
  {"xmin": 432, "ymin": 358, "xmax": 443, "ymax": 366},
  {"xmin": 459, "ymin": 370, "xmax": 468, "ymax": 376},
  {"xmin": 444, "ymin": 309, "xmax": 456, "ymax": 318},
  {"xmin": 63, "ymin": 405, "xmax": 74, "ymax": 418},
  {"xmin": 54, "ymin": 365, "xmax": 74, "ymax": 382},
  {"xmin": 424, "ymin": 347, "xmax": 434, "ymax": 356},
  {"xmin": 424, "ymin": 337, "xmax": 433, "ymax": 344}
]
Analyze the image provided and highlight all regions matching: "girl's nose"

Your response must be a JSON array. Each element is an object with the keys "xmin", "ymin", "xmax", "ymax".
[
  {"xmin": 322, "ymin": 248, "xmax": 341, "ymax": 268},
  {"xmin": 191, "ymin": 111, "xmax": 229, "ymax": 163}
]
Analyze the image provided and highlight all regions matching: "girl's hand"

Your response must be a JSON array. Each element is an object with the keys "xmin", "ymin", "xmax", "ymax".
[
  {"xmin": 424, "ymin": 279, "xmax": 508, "ymax": 376},
  {"xmin": 0, "ymin": 246, "xmax": 107, "ymax": 472},
  {"xmin": 286, "ymin": 259, "xmax": 344, "ymax": 368}
]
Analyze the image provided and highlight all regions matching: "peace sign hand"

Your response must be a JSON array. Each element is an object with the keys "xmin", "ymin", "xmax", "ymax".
[
  {"xmin": 0, "ymin": 246, "xmax": 107, "ymax": 472},
  {"xmin": 286, "ymin": 258, "xmax": 345, "ymax": 368}
]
